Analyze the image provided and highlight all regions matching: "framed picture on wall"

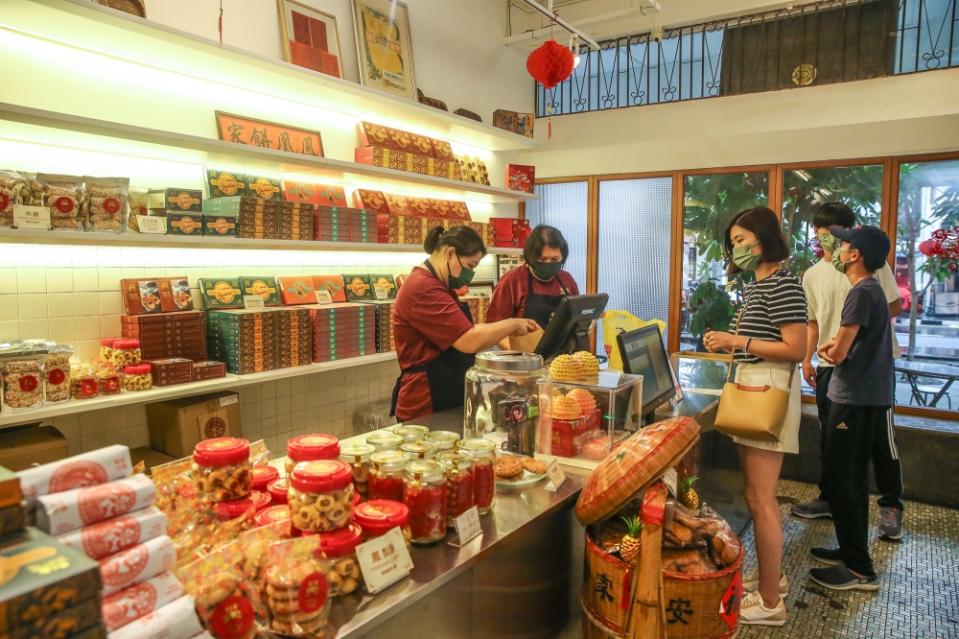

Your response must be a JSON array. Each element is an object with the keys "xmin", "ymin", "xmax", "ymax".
[
  {"xmin": 277, "ymin": 0, "xmax": 343, "ymax": 78},
  {"xmin": 351, "ymin": 0, "xmax": 417, "ymax": 100}
]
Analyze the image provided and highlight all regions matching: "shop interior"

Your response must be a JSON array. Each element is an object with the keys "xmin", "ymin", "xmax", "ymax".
[{"xmin": 0, "ymin": 0, "xmax": 956, "ymax": 638}]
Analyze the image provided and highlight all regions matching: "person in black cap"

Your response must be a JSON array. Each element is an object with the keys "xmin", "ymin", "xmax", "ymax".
[{"xmin": 810, "ymin": 225, "xmax": 893, "ymax": 591}]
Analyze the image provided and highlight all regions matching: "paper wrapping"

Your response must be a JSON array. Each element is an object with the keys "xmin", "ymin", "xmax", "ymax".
[
  {"xmin": 57, "ymin": 505, "xmax": 167, "ymax": 560},
  {"xmin": 37, "ymin": 474, "xmax": 156, "ymax": 535},
  {"xmin": 107, "ymin": 595, "xmax": 201, "ymax": 639},
  {"xmin": 102, "ymin": 572, "xmax": 185, "ymax": 632},
  {"xmin": 101, "ymin": 535, "xmax": 176, "ymax": 595},
  {"xmin": 17, "ymin": 445, "xmax": 132, "ymax": 506}
]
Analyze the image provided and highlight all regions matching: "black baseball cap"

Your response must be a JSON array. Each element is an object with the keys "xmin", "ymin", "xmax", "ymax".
[{"xmin": 830, "ymin": 225, "xmax": 890, "ymax": 271}]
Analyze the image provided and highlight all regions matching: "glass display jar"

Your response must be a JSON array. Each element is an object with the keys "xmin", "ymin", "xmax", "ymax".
[
  {"xmin": 391, "ymin": 424, "xmax": 429, "ymax": 442},
  {"xmin": 121, "ymin": 364, "xmax": 152, "ymax": 392},
  {"xmin": 285, "ymin": 433, "xmax": 340, "ymax": 476},
  {"xmin": 368, "ymin": 450, "xmax": 410, "ymax": 502},
  {"xmin": 111, "ymin": 339, "xmax": 142, "ymax": 368},
  {"xmin": 192, "ymin": 437, "xmax": 252, "ymax": 503},
  {"xmin": 288, "ymin": 460, "xmax": 354, "ymax": 533},
  {"xmin": 251, "ymin": 464, "xmax": 279, "ymax": 492},
  {"xmin": 354, "ymin": 499, "xmax": 412, "ymax": 549},
  {"xmin": 436, "ymin": 451, "xmax": 475, "ymax": 526},
  {"xmin": 426, "ymin": 431, "xmax": 460, "ymax": 452},
  {"xmin": 464, "ymin": 351, "xmax": 547, "ymax": 455},
  {"xmin": 267, "ymin": 478, "xmax": 288, "ymax": 505},
  {"xmin": 403, "ymin": 460, "xmax": 447, "ymax": 545},
  {"xmin": 317, "ymin": 523, "xmax": 363, "ymax": 597},
  {"xmin": 339, "ymin": 441, "xmax": 375, "ymax": 500},
  {"xmin": 98, "ymin": 337, "xmax": 118, "ymax": 364},
  {"xmin": 400, "ymin": 440, "xmax": 437, "ymax": 460},
  {"xmin": 459, "ymin": 438, "xmax": 496, "ymax": 515},
  {"xmin": 254, "ymin": 504, "xmax": 290, "ymax": 528},
  {"xmin": 366, "ymin": 430, "xmax": 403, "ymax": 451}
]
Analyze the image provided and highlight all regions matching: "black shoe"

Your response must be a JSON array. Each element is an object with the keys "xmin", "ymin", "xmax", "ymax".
[
  {"xmin": 791, "ymin": 499, "xmax": 832, "ymax": 520},
  {"xmin": 809, "ymin": 547, "xmax": 843, "ymax": 566},
  {"xmin": 809, "ymin": 565, "xmax": 880, "ymax": 591}
]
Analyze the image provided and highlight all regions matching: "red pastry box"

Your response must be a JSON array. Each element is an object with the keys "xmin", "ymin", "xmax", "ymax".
[
  {"xmin": 506, "ymin": 164, "xmax": 535, "ymax": 193},
  {"xmin": 192, "ymin": 360, "xmax": 226, "ymax": 381},
  {"xmin": 148, "ymin": 357, "xmax": 194, "ymax": 387},
  {"xmin": 283, "ymin": 181, "xmax": 348, "ymax": 206},
  {"xmin": 490, "ymin": 217, "xmax": 532, "ymax": 247}
]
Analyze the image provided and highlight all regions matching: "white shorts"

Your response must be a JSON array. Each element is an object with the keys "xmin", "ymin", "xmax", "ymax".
[{"xmin": 731, "ymin": 360, "xmax": 802, "ymax": 455}]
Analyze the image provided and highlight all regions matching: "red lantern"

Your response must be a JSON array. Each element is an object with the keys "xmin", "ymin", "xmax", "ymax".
[{"xmin": 526, "ymin": 40, "xmax": 575, "ymax": 88}]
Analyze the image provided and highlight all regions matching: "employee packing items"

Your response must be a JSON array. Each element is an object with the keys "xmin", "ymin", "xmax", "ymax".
[
  {"xmin": 487, "ymin": 224, "xmax": 580, "ymax": 330},
  {"xmin": 390, "ymin": 225, "xmax": 539, "ymax": 422}
]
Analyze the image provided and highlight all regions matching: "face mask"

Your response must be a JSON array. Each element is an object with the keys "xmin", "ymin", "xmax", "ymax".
[
  {"xmin": 448, "ymin": 255, "xmax": 475, "ymax": 289},
  {"xmin": 531, "ymin": 261, "xmax": 563, "ymax": 281},
  {"xmin": 732, "ymin": 243, "xmax": 761, "ymax": 272},
  {"xmin": 818, "ymin": 232, "xmax": 841, "ymax": 254},
  {"xmin": 832, "ymin": 248, "xmax": 855, "ymax": 274}
]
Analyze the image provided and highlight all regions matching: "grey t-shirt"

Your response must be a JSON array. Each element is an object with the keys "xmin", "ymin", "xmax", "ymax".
[{"xmin": 827, "ymin": 277, "xmax": 893, "ymax": 406}]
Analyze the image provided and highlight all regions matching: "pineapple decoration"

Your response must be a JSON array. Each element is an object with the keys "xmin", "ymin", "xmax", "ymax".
[
  {"xmin": 680, "ymin": 475, "xmax": 701, "ymax": 511},
  {"xmin": 619, "ymin": 515, "xmax": 644, "ymax": 565}
]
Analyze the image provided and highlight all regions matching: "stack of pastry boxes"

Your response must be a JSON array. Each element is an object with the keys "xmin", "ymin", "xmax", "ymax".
[
  {"xmin": 207, "ymin": 309, "xmax": 279, "ymax": 375},
  {"xmin": 146, "ymin": 188, "xmax": 205, "ymax": 237},
  {"xmin": 203, "ymin": 195, "xmax": 312, "ymax": 241},
  {"xmin": 355, "ymin": 189, "xmax": 493, "ymax": 246},
  {"xmin": 310, "ymin": 304, "xmax": 377, "ymax": 362},
  {"xmin": 355, "ymin": 122, "xmax": 459, "ymax": 180}
]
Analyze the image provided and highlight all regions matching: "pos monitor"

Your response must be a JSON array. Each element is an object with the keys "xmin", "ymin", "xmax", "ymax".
[
  {"xmin": 617, "ymin": 323, "xmax": 678, "ymax": 422},
  {"xmin": 534, "ymin": 294, "xmax": 609, "ymax": 361}
]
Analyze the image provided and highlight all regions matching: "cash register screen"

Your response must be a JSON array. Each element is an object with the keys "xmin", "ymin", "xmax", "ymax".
[{"xmin": 617, "ymin": 324, "xmax": 676, "ymax": 413}]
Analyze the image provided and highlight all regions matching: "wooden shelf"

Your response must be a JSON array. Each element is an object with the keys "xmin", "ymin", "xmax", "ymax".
[
  {"xmin": 0, "ymin": 352, "xmax": 398, "ymax": 429},
  {"xmin": 0, "ymin": 103, "xmax": 537, "ymax": 204},
  {"xmin": 0, "ymin": 228, "xmax": 525, "ymax": 255},
  {"xmin": 10, "ymin": 0, "xmax": 537, "ymax": 152}
]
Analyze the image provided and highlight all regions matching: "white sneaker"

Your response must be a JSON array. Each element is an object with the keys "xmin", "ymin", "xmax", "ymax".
[
  {"xmin": 743, "ymin": 571, "xmax": 790, "ymax": 596},
  {"xmin": 739, "ymin": 590, "xmax": 787, "ymax": 627}
]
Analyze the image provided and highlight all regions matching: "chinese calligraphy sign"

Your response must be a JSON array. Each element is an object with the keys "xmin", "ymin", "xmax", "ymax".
[{"xmin": 215, "ymin": 111, "xmax": 324, "ymax": 157}]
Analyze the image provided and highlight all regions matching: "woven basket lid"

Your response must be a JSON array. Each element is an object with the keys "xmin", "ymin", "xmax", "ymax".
[{"xmin": 575, "ymin": 416, "xmax": 700, "ymax": 525}]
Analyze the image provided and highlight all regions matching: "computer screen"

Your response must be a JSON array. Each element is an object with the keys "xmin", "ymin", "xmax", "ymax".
[
  {"xmin": 617, "ymin": 324, "xmax": 676, "ymax": 415},
  {"xmin": 534, "ymin": 294, "xmax": 609, "ymax": 361}
]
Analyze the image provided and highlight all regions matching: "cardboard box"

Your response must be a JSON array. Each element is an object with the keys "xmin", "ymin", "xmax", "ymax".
[
  {"xmin": 129, "ymin": 447, "xmax": 177, "ymax": 475},
  {"xmin": 0, "ymin": 427, "xmax": 67, "ymax": 472},
  {"xmin": 197, "ymin": 278, "xmax": 244, "ymax": 310},
  {"xmin": 203, "ymin": 214, "xmax": 237, "ymax": 237},
  {"xmin": 0, "ymin": 467, "xmax": 22, "ymax": 511},
  {"xmin": 240, "ymin": 276, "xmax": 280, "ymax": 306},
  {"xmin": 146, "ymin": 392, "xmax": 241, "ymax": 458},
  {"xmin": 282, "ymin": 181, "xmax": 347, "ymax": 206},
  {"xmin": 147, "ymin": 188, "xmax": 202, "ymax": 212},
  {"xmin": 205, "ymin": 169, "xmax": 248, "ymax": 198},
  {"xmin": 166, "ymin": 212, "xmax": 203, "ymax": 236}
]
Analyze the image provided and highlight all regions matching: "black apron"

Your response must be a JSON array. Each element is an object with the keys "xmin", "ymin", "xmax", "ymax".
[
  {"xmin": 390, "ymin": 261, "xmax": 475, "ymax": 418},
  {"xmin": 524, "ymin": 266, "xmax": 570, "ymax": 330}
]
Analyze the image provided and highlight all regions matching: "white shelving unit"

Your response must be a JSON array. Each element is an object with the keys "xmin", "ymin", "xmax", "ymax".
[{"xmin": 0, "ymin": 352, "xmax": 398, "ymax": 429}]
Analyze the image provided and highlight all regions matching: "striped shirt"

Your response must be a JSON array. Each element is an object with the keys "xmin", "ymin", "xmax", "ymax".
[{"xmin": 732, "ymin": 269, "xmax": 807, "ymax": 363}]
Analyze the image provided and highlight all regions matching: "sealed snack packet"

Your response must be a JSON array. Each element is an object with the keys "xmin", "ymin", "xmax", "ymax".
[
  {"xmin": 262, "ymin": 536, "xmax": 332, "ymax": 638},
  {"xmin": 179, "ymin": 540, "xmax": 264, "ymax": 639},
  {"xmin": 84, "ymin": 176, "xmax": 129, "ymax": 233},
  {"xmin": 0, "ymin": 169, "xmax": 26, "ymax": 228},
  {"xmin": 37, "ymin": 173, "xmax": 84, "ymax": 231}
]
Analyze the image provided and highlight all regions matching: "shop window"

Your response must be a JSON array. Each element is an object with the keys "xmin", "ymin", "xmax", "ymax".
[
  {"xmin": 894, "ymin": 159, "xmax": 959, "ymax": 413},
  {"xmin": 680, "ymin": 172, "xmax": 769, "ymax": 351},
  {"xmin": 596, "ymin": 177, "xmax": 672, "ymax": 358},
  {"xmin": 523, "ymin": 181, "xmax": 588, "ymax": 293},
  {"xmin": 895, "ymin": 0, "xmax": 959, "ymax": 74}
]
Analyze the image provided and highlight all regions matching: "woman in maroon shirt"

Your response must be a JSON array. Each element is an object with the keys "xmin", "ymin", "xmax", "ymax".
[
  {"xmin": 487, "ymin": 225, "xmax": 580, "ymax": 330},
  {"xmin": 391, "ymin": 226, "xmax": 539, "ymax": 421}
]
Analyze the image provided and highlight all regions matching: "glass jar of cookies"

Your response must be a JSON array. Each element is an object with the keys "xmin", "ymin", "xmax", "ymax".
[
  {"xmin": 392, "ymin": 424, "xmax": 429, "ymax": 443},
  {"xmin": 339, "ymin": 441, "xmax": 375, "ymax": 500},
  {"xmin": 400, "ymin": 440, "xmax": 437, "ymax": 461},
  {"xmin": 98, "ymin": 337, "xmax": 118, "ymax": 364},
  {"xmin": 317, "ymin": 523, "xmax": 363, "ymax": 597},
  {"xmin": 354, "ymin": 499, "xmax": 412, "ymax": 550},
  {"xmin": 254, "ymin": 504, "xmax": 290, "ymax": 528},
  {"xmin": 403, "ymin": 460, "xmax": 447, "ymax": 545},
  {"xmin": 111, "ymin": 338, "xmax": 141, "ymax": 368},
  {"xmin": 459, "ymin": 438, "xmax": 497, "ymax": 515},
  {"xmin": 251, "ymin": 464, "xmax": 279, "ymax": 492},
  {"xmin": 285, "ymin": 433, "xmax": 340, "ymax": 476},
  {"xmin": 192, "ymin": 437, "xmax": 252, "ymax": 503},
  {"xmin": 267, "ymin": 478, "xmax": 288, "ymax": 505},
  {"xmin": 426, "ymin": 431, "xmax": 460, "ymax": 452},
  {"xmin": 368, "ymin": 450, "xmax": 410, "ymax": 502},
  {"xmin": 464, "ymin": 352, "xmax": 546, "ymax": 455},
  {"xmin": 366, "ymin": 430, "xmax": 403, "ymax": 452},
  {"xmin": 288, "ymin": 460, "xmax": 354, "ymax": 533},
  {"xmin": 121, "ymin": 364, "xmax": 152, "ymax": 392},
  {"xmin": 436, "ymin": 450, "xmax": 475, "ymax": 526}
]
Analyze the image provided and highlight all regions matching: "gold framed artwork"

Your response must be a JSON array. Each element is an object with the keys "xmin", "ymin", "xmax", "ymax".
[
  {"xmin": 277, "ymin": 0, "xmax": 343, "ymax": 78},
  {"xmin": 352, "ymin": 0, "xmax": 417, "ymax": 99},
  {"xmin": 215, "ymin": 111, "xmax": 324, "ymax": 157}
]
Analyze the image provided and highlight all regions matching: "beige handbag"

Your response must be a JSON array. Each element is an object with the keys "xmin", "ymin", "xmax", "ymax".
[{"xmin": 713, "ymin": 298, "xmax": 794, "ymax": 442}]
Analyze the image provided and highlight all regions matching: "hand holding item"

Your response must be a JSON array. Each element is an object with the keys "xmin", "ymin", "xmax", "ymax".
[
  {"xmin": 703, "ymin": 330, "xmax": 741, "ymax": 354},
  {"xmin": 817, "ymin": 338, "xmax": 837, "ymax": 365},
  {"xmin": 802, "ymin": 359, "xmax": 817, "ymax": 388},
  {"xmin": 510, "ymin": 318, "xmax": 540, "ymax": 337}
]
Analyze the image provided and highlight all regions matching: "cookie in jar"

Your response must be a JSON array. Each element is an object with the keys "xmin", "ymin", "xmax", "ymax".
[
  {"xmin": 316, "ymin": 523, "xmax": 363, "ymax": 597},
  {"xmin": 285, "ymin": 433, "xmax": 339, "ymax": 476},
  {"xmin": 192, "ymin": 437, "xmax": 252, "ymax": 503},
  {"xmin": 338, "ymin": 441, "xmax": 375, "ymax": 500},
  {"xmin": 288, "ymin": 460, "xmax": 354, "ymax": 533},
  {"xmin": 111, "ymin": 339, "xmax": 141, "ymax": 368}
]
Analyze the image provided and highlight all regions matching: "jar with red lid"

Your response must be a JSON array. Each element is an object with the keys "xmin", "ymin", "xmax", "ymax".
[
  {"xmin": 267, "ymin": 478, "xmax": 288, "ymax": 505},
  {"xmin": 400, "ymin": 441, "xmax": 437, "ymax": 461},
  {"xmin": 436, "ymin": 450, "xmax": 475, "ymax": 527},
  {"xmin": 251, "ymin": 464, "xmax": 279, "ymax": 492},
  {"xmin": 339, "ymin": 441, "xmax": 375, "ymax": 499},
  {"xmin": 98, "ymin": 337, "xmax": 118, "ymax": 364},
  {"xmin": 354, "ymin": 499, "xmax": 412, "ymax": 549},
  {"xmin": 317, "ymin": 523, "xmax": 363, "ymax": 596},
  {"xmin": 214, "ymin": 498, "xmax": 255, "ymax": 524},
  {"xmin": 250, "ymin": 491, "xmax": 272, "ymax": 511},
  {"xmin": 368, "ymin": 450, "xmax": 409, "ymax": 502},
  {"xmin": 121, "ymin": 364, "xmax": 152, "ymax": 392},
  {"xmin": 392, "ymin": 424, "xmax": 429, "ymax": 443},
  {"xmin": 285, "ymin": 433, "xmax": 340, "ymax": 476},
  {"xmin": 458, "ymin": 438, "xmax": 496, "ymax": 515},
  {"xmin": 288, "ymin": 460, "xmax": 354, "ymax": 533},
  {"xmin": 403, "ymin": 460, "xmax": 447, "ymax": 544},
  {"xmin": 426, "ymin": 430, "xmax": 461, "ymax": 452},
  {"xmin": 254, "ymin": 505, "xmax": 290, "ymax": 528},
  {"xmin": 111, "ymin": 339, "xmax": 141, "ymax": 368},
  {"xmin": 192, "ymin": 437, "xmax": 252, "ymax": 503},
  {"xmin": 366, "ymin": 430, "xmax": 403, "ymax": 451}
]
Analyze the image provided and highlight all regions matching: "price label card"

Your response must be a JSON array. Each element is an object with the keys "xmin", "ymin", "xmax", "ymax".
[
  {"xmin": 374, "ymin": 288, "xmax": 389, "ymax": 300},
  {"xmin": 243, "ymin": 295, "xmax": 265, "ymax": 310},
  {"xmin": 315, "ymin": 290, "xmax": 333, "ymax": 305},
  {"xmin": 448, "ymin": 506, "xmax": 482, "ymax": 547},
  {"xmin": 356, "ymin": 527, "xmax": 413, "ymax": 594},
  {"xmin": 13, "ymin": 205, "xmax": 51, "ymax": 230},
  {"xmin": 662, "ymin": 468, "xmax": 678, "ymax": 497},
  {"xmin": 136, "ymin": 215, "xmax": 167, "ymax": 234},
  {"xmin": 544, "ymin": 460, "xmax": 567, "ymax": 492}
]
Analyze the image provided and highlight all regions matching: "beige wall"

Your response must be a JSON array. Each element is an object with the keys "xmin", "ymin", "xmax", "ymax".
[{"xmin": 512, "ymin": 68, "xmax": 959, "ymax": 176}]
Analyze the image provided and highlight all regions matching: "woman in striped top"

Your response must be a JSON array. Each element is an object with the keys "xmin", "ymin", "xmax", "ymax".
[{"xmin": 703, "ymin": 206, "xmax": 807, "ymax": 627}]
